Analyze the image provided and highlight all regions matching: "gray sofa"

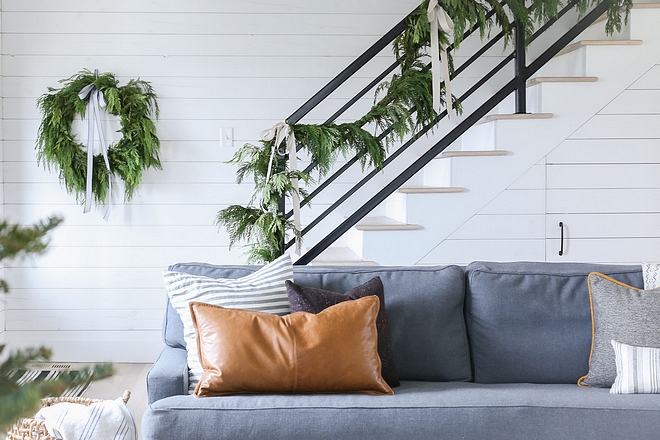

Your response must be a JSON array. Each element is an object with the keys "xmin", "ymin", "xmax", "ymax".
[{"xmin": 142, "ymin": 261, "xmax": 660, "ymax": 440}]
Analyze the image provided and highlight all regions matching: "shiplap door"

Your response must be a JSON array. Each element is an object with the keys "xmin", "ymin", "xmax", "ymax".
[{"xmin": 546, "ymin": 64, "xmax": 660, "ymax": 263}]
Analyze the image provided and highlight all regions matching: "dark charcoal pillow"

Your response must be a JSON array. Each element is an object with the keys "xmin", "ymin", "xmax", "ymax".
[{"xmin": 286, "ymin": 276, "xmax": 400, "ymax": 388}]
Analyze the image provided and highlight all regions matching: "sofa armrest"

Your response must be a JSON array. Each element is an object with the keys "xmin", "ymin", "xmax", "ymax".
[{"xmin": 146, "ymin": 346, "xmax": 189, "ymax": 404}]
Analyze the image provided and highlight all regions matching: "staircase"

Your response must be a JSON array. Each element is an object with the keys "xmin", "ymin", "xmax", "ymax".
[{"xmin": 294, "ymin": 2, "xmax": 660, "ymax": 266}]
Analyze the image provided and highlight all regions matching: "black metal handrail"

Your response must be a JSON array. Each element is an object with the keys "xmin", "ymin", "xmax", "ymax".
[
  {"xmin": 294, "ymin": 0, "xmax": 610, "ymax": 265},
  {"xmin": 287, "ymin": 5, "xmax": 504, "ymax": 218}
]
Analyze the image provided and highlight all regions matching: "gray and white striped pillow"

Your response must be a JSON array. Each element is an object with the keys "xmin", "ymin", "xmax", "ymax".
[
  {"xmin": 162, "ymin": 253, "xmax": 293, "ymax": 393},
  {"xmin": 611, "ymin": 340, "xmax": 660, "ymax": 394}
]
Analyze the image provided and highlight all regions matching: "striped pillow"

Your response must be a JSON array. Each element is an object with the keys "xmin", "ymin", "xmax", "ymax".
[
  {"xmin": 611, "ymin": 340, "xmax": 660, "ymax": 394},
  {"xmin": 162, "ymin": 253, "xmax": 293, "ymax": 393}
]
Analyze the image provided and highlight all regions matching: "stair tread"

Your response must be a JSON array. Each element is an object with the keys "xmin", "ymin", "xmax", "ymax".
[
  {"xmin": 557, "ymin": 39, "xmax": 643, "ymax": 57},
  {"xmin": 527, "ymin": 76, "xmax": 598, "ymax": 86},
  {"xmin": 355, "ymin": 216, "xmax": 422, "ymax": 231},
  {"xmin": 478, "ymin": 113, "xmax": 553, "ymax": 124},
  {"xmin": 438, "ymin": 150, "xmax": 510, "ymax": 158},
  {"xmin": 398, "ymin": 186, "xmax": 466, "ymax": 194}
]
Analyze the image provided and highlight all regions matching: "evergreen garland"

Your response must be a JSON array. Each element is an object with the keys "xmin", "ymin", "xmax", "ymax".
[
  {"xmin": 36, "ymin": 69, "xmax": 161, "ymax": 206},
  {"xmin": 217, "ymin": 0, "xmax": 631, "ymax": 264}
]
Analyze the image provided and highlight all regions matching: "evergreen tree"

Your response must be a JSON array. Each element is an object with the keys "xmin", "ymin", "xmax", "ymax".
[{"xmin": 0, "ymin": 216, "xmax": 113, "ymax": 430}]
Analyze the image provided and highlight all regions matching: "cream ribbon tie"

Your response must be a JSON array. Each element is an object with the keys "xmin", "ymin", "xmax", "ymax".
[
  {"xmin": 78, "ymin": 81, "xmax": 112, "ymax": 221},
  {"xmin": 428, "ymin": 0, "xmax": 455, "ymax": 118},
  {"xmin": 260, "ymin": 121, "xmax": 302, "ymax": 254}
]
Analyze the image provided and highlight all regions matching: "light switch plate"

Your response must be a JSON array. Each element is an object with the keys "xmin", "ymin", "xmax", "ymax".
[{"xmin": 221, "ymin": 127, "xmax": 233, "ymax": 147}]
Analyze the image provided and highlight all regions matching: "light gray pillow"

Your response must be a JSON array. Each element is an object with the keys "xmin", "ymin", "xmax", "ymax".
[
  {"xmin": 611, "ymin": 340, "xmax": 660, "ymax": 394},
  {"xmin": 162, "ymin": 253, "xmax": 293, "ymax": 393},
  {"xmin": 579, "ymin": 272, "xmax": 660, "ymax": 388}
]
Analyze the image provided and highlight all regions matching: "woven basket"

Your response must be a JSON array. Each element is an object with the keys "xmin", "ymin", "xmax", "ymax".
[{"xmin": 6, "ymin": 390, "xmax": 131, "ymax": 440}]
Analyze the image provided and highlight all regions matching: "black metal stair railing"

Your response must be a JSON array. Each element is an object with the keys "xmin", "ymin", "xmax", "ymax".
[{"xmin": 281, "ymin": 0, "xmax": 611, "ymax": 265}]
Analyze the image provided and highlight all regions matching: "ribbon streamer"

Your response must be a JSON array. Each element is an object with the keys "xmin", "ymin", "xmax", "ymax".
[
  {"xmin": 260, "ymin": 121, "xmax": 302, "ymax": 254},
  {"xmin": 428, "ymin": 0, "xmax": 455, "ymax": 117},
  {"xmin": 78, "ymin": 81, "xmax": 112, "ymax": 221}
]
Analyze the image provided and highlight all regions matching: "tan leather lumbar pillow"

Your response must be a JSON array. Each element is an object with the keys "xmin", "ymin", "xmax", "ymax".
[{"xmin": 189, "ymin": 295, "xmax": 393, "ymax": 397}]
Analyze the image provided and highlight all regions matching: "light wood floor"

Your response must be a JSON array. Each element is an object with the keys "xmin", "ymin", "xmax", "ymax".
[{"xmin": 83, "ymin": 363, "xmax": 153, "ymax": 440}]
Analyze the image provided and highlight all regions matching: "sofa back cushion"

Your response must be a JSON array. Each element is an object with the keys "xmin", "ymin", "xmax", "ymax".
[
  {"xmin": 465, "ymin": 261, "xmax": 643, "ymax": 384},
  {"xmin": 164, "ymin": 263, "xmax": 471, "ymax": 382}
]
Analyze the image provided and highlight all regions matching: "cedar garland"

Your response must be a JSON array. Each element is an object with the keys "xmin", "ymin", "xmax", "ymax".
[{"xmin": 217, "ymin": 0, "xmax": 631, "ymax": 263}]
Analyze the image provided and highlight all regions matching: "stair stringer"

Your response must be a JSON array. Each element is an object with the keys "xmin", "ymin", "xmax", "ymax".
[{"xmin": 357, "ymin": 8, "xmax": 660, "ymax": 265}]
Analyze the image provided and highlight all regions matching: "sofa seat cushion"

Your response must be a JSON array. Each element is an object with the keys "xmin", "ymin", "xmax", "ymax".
[
  {"xmin": 142, "ymin": 382, "xmax": 660, "ymax": 440},
  {"xmin": 465, "ymin": 262, "xmax": 643, "ymax": 384}
]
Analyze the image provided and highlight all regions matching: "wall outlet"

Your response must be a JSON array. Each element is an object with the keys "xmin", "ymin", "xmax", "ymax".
[{"xmin": 221, "ymin": 127, "xmax": 233, "ymax": 147}]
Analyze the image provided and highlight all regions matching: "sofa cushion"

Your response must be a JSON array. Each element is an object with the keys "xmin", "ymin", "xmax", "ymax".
[
  {"xmin": 163, "ymin": 254, "xmax": 293, "ymax": 393},
  {"xmin": 286, "ymin": 277, "xmax": 399, "ymax": 387},
  {"xmin": 143, "ymin": 381, "xmax": 660, "ymax": 440},
  {"xmin": 190, "ymin": 297, "xmax": 392, "ymax": 397},
  {"xmin": 163, "ymin": 264, "xmax": 470, "ymax": 382},
  {"xmin": 465, "ymin": 262, "xmax": 643, "ymax": 384},
  {"xmin": 579, "ymin": 272, "xmax": 660, "ymax": 388}
]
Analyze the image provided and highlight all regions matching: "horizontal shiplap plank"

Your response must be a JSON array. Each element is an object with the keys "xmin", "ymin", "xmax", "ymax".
[
  {"xmin": 3, "ymin": 55, "xmax": 396, "ymax": 82},
  {"xmin": 11, "ymin": 246, "xmax": 241, "ymax": 267},
  {"xmin": 7, "ymin": 309, "xmax": 162, "ymax": 331},
  {"xmin": 600, "ymin": 90, "xmax": 660, "ymax": 115},
  {"xmin": 3, "ymin": 118, "xmax": 338, "ymax": 142},
  {"xmin": 547, "ymin": 139, "xmax": 660, "ymax": 164},
  {"xmin": 419, "ymin": 239, "xmax": 546, "ymax": 266},
  {"xmin": 2, "ymin": 55, "xmax": 396, "ymax": 80},
  {"xmin": 3, "ymin": 203, "xmax": 224, "ymax": 226},
  {"xmin": 5, "ymin": 96, "xmax": 373, "ymax": 122},
  {"xmin": 2, "ymin": 0, "xmax": 420, "ymax": 14},
  {"xmin": 547, "ymin": 189, "xmax": 660, "ymax": 213},
  {"xmin": 4, "ymin": 141, "xmax": 239, "ymax": 163},
  {"xmin": 4, "ymin": 34, "xmax": 388, "ymax": 57},
  {"xmin": 449, "ymin": 214, "xmax": 545, "ymax": 240},
  {"xmin": 7, "ymin": 289, "xmax": 167, "ymax": 310},
  {"xmin": 5, "ymin": 161, "xmax": 243, "ymax": 184},
  {"xmin": 3, "ymin": 76, "xmax": 382, "ymax": 100},
  {"xmin": 629, "ymin": 65, "xmax": 660, "ymax": 90},
  {"xmin": 507, "ymin": 164, "xmax": 546, "ymax": 190},
  {"xmin": 44, "ymin": 225, "xmax": 230, "ymax": 247},
  {"xmin": 547, "ymin": 164, "xmax": 660, "ymax": 189},
  {"xmin": 5, "ymin": 330, "xmax": 163, "ymax": 363},
  {"xmin": 5, "ymin": 267, "xmax": 165, "ymax": 289},
  {"xmin": 569, "ymin": 115, "xmax": 660, "ymax": 139},
  {"xmin": 546, "ymin": 238, "xmax": 660, "ymax": 263},
  {"xmin": 3, "ymin": 183, "xmax": 255, "ymax": 205},
  {"xmin": 3, "ymin": 12, "xmax": 404, "ymax": 36},
  {"xmin": 546, "ymin": 213, "xmax": 660, "ymax": 239},
  {"xmin": 478, "ymin": 189, "xmax": 546, "ymax": 215}
]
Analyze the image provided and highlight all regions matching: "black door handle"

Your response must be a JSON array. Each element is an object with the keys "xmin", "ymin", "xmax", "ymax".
[{"xmin": 559, "ymin": 222, "xmax": 564, "ymax": 256}]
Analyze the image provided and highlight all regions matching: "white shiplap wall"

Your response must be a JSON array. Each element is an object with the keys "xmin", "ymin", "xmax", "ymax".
[
  {"xmin": 0, "ymin": 4, "xmax": 4, "ymax": 347},
  {"xmin": 2, "ymin": 0, "xmax": 420, "ymax": 362},
  {"xmin": 421, "ymin": 63, "xmax": 660, "ymax": 265}
]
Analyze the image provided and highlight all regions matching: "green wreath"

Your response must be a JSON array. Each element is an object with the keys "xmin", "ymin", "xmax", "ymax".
[{"xmin": 36, "ymin": 69, "xmax": 161, "ymax": 205}]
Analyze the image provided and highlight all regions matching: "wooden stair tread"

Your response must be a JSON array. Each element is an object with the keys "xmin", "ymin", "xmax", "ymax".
[
  {"xmin": 398, "ymin": 186, "xmax": 467, "ymax": 194},
  {"xmin": 556, "ymin": 39, "xmax": 643, "ymax": 57},
  {"xmin": 526, "ymin": 76, "xmax": 598, "ymax": 86},
  {"xmin": 438, "ymin": 150, "xmax": 510, "ymax": 158},
  {"xmin": 355, "ymin": 216, "xmax": 422, "ymax": 231},
  {"xmin": 478, "ymin": 113, "xmax": 553, "ymax": 124}
]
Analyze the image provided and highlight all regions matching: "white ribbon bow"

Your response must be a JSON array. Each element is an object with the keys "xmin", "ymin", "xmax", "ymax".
[
  {"xmin": 428, "ymin": 0, "xmax": 455, "ymax": 117},
  {"xmin": 78, "ymin": 82, "xmax": 112, "ymax": 221},
  {"xmin": 260, "ymin": 121, "xmax": 302, "ymax": 254}
]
